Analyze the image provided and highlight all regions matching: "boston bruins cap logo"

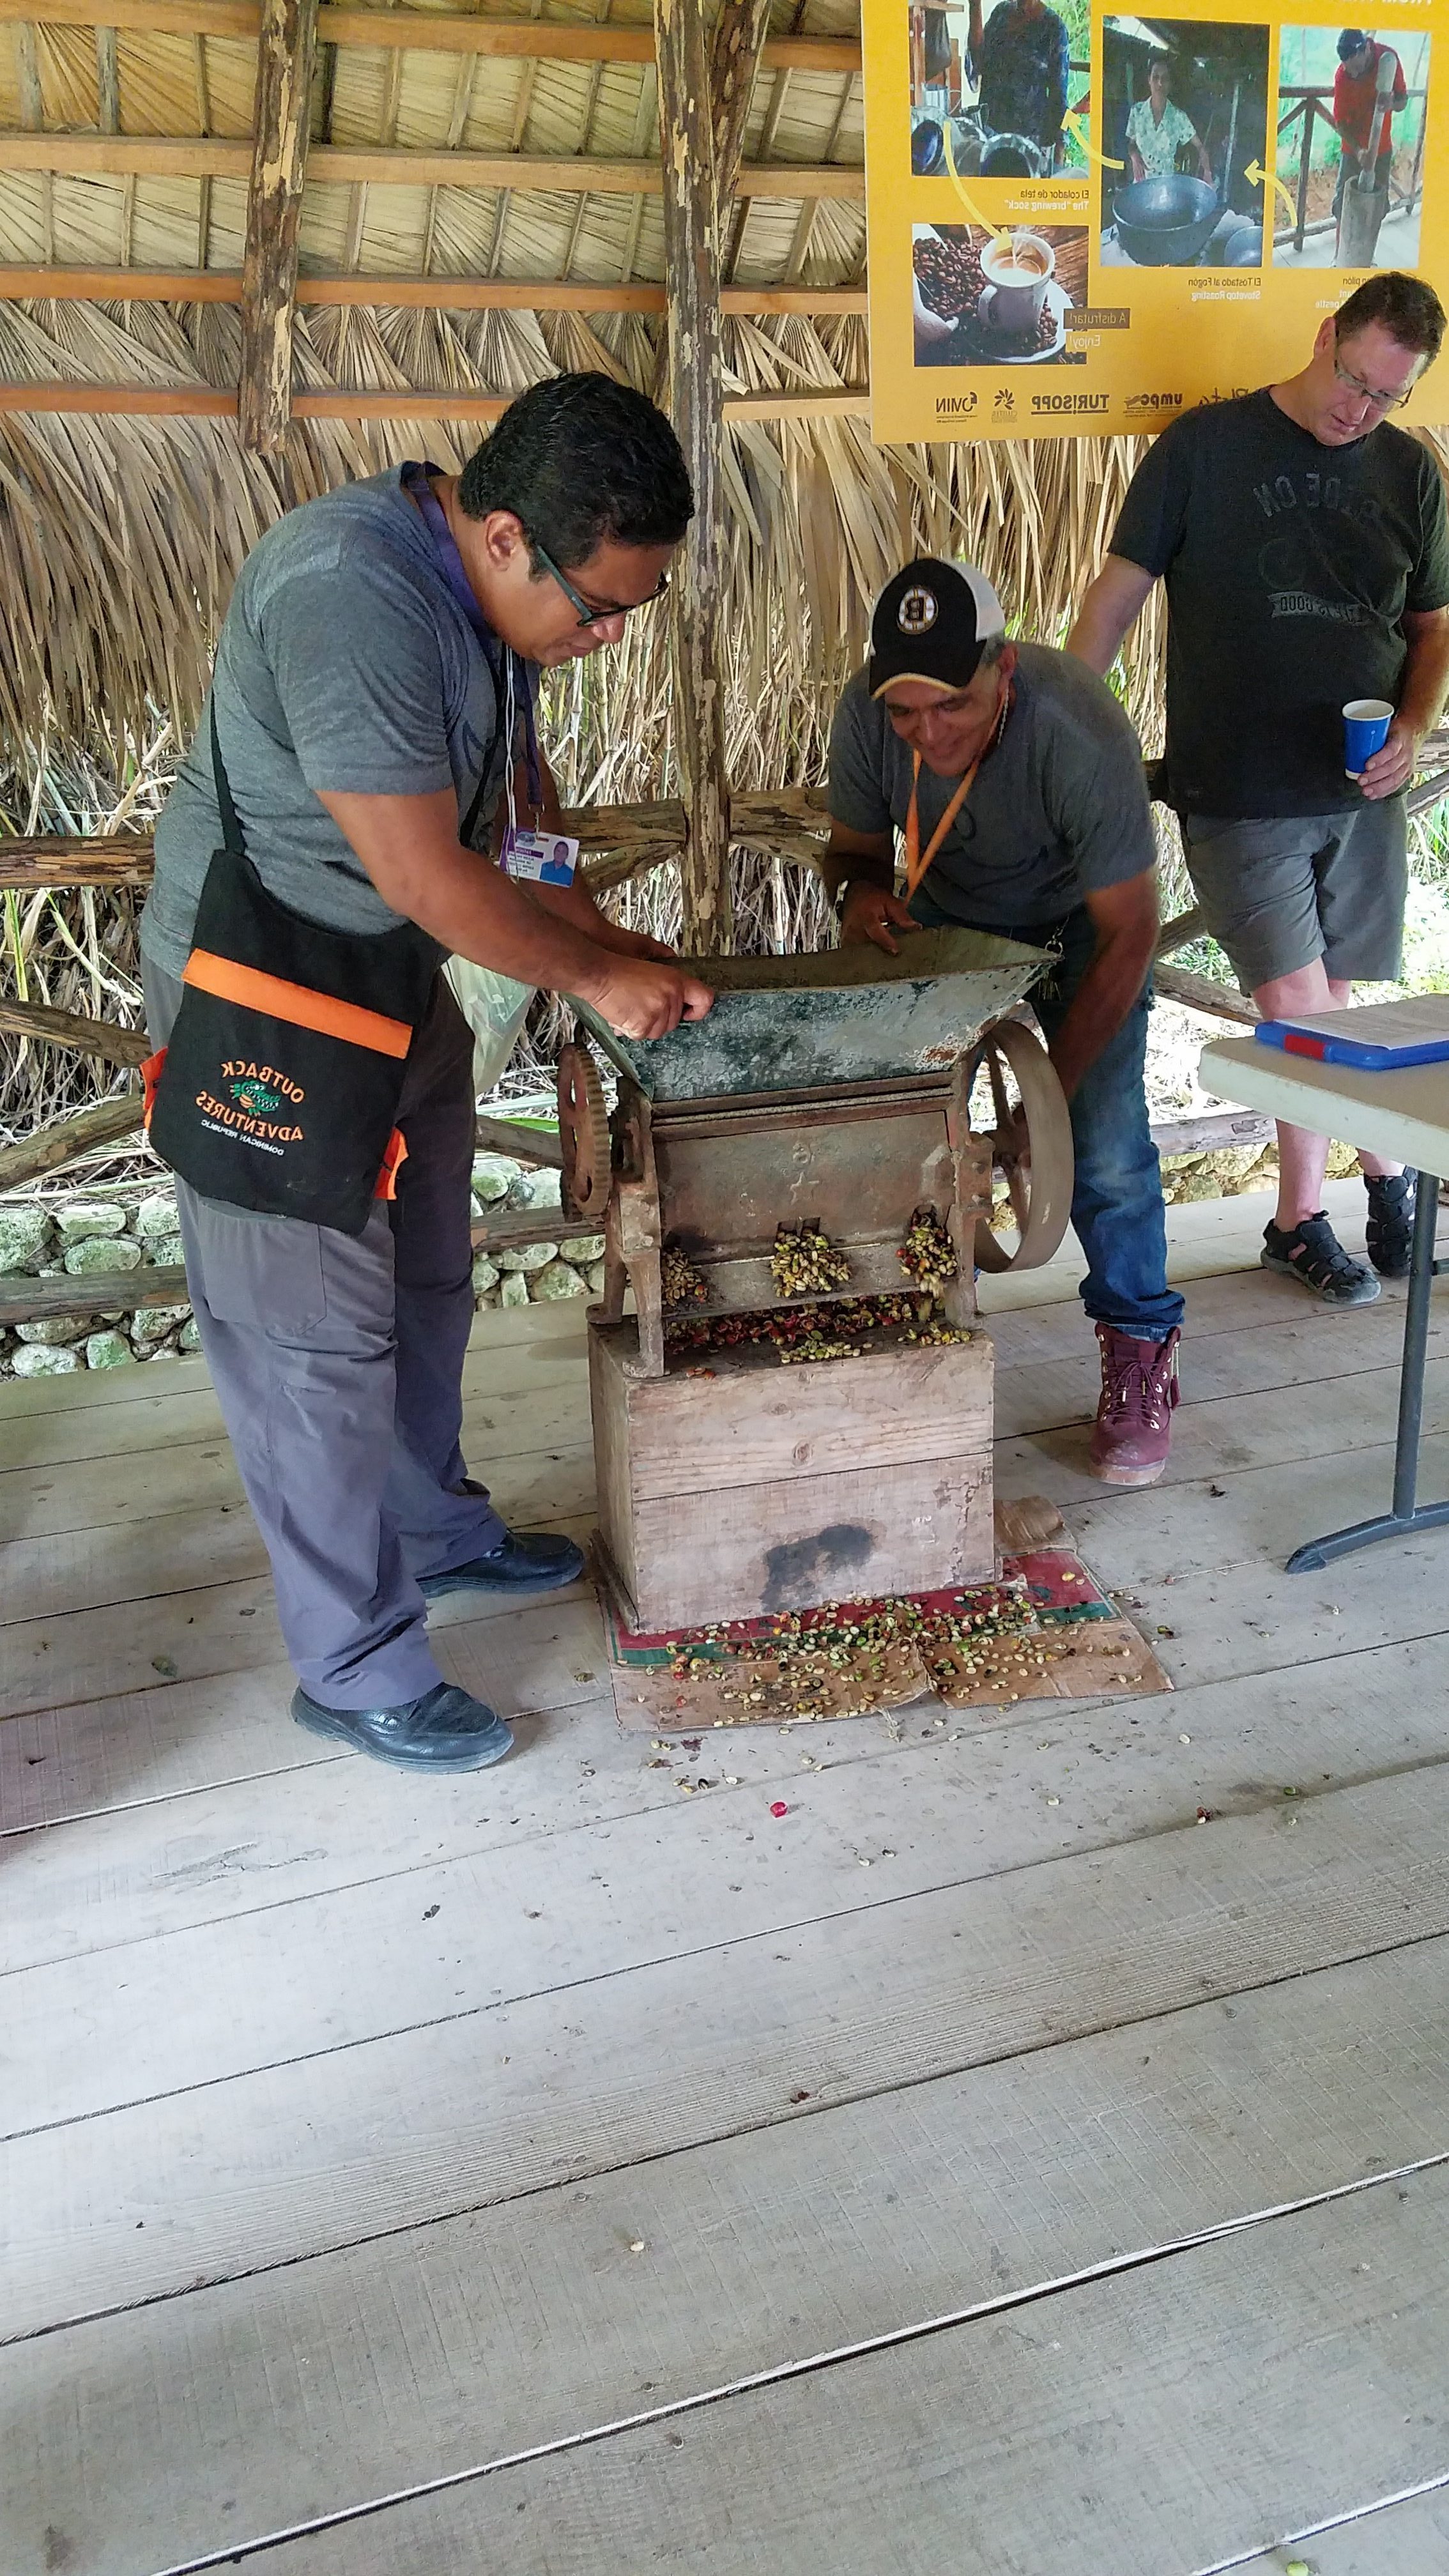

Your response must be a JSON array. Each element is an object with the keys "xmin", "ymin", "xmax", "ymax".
[{"xmin": 897, "ymin": 585, "xmax": 939, "ymax": 635}]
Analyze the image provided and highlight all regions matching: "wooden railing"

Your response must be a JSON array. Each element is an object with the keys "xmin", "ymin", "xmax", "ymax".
[
  {"xmin": 6, "ymin": 749, "xmax": 1449, "ymax": 1215},
  {"xmin": 0, "ymin": 787, "xmax": 830, "ymax": 896}
]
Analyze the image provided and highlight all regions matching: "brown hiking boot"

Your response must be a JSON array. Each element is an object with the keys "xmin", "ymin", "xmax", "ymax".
[{"xmin": 1090, "ymin": 1324, "xmax": 1181, "ymax": 1487}]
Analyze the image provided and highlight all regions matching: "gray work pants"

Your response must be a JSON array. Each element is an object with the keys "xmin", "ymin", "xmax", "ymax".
[{"xmin": 142, "ymin": 954, "xmax": 505, "ymax": 1709}]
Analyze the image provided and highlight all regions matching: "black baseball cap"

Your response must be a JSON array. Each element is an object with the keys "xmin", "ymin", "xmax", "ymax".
[
  {"xmin": 1337, "ymin": 27, "xmax": 1370, "ymax": 59},
  {"xmin": 868, "ymin": 558, "xmax": 1008, "ymax": 698}
]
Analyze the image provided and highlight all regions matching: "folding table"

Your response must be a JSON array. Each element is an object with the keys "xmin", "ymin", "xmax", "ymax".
[{"xmin": 1199, "ymin": 1036, "xmax": 1449, "ymax": 1572}]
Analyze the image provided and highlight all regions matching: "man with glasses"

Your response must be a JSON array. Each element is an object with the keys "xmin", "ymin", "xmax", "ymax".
[
  {"xmin": 1069, "ymin": 274, "xmax": 1449, "ymax": 1306},
  {"xmin": 142, "ymin": 372, "xmax": 710, "ymax": 1772}
]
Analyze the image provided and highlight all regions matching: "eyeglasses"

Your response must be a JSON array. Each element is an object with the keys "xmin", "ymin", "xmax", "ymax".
[
  {"xmin": 1332, "ymin": 351, "xmax": 1418, "ymax": 413},
  {"xmin": 531, "ymin": 538, "xmax": 670, "ymax": 629}
]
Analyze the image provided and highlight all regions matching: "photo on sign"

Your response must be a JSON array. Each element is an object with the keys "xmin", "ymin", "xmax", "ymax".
[
  {"xmin": 1272, "ymin": 27, "xmax": 1429, "ymax": 268},
  {"xmin": 1098, "ymin": 17, "xmax": 1269, "ymax": 268},
  {"xmin": 907, "ymin": 0, "xmax": 1091, "ymax": 176},
  {"xmin": 913, "ymin": 222, "xmax": 1088, "ymax": 364}
]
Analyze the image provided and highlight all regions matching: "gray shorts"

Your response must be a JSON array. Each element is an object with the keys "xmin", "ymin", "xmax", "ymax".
[{"xmin": 1181, "ymin": 801, "xmax": 1407, "ymax": 992}]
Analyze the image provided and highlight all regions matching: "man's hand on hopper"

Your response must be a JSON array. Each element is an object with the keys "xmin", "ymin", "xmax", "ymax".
[
  {"xmin": 316, "ymin": 784, "xmax": 713, "ymax": 1034},
  {"xmin": 592, "ymin": 956, "xmax": 714, "ymax": 1039},
  {"xmin": 839, "ymin": 884, "xmax": 921, "ymax": 956}
]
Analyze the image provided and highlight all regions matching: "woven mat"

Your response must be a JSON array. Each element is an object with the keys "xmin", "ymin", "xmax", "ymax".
[{"xmin": 602, "ymin": 1499, "xmax": 1170, "ymax": 1735}]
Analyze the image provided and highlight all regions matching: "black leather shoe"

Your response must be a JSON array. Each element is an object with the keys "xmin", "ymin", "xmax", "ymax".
[
  {"xmin": 291, "ymin": 1682, "xmax": 514, "ymax": 1770},
  {"xmin": 418, "ymin": 1528, "xmax": 586, "ymax": 1598}
]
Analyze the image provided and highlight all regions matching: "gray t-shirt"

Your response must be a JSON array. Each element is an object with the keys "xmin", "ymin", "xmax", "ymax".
[
  {"xmin": 142, "ymin": 466, "xmax": 532, "ymax": 979},
  {"xmin": 827, "ymin": 640, "xmax": 1154, "ymax": 929}
]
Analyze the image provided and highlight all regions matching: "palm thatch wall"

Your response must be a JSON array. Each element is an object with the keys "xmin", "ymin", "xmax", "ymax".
[{"xmin": 0, "ymin": 301, "xmax": 1165, "ymax": 767}]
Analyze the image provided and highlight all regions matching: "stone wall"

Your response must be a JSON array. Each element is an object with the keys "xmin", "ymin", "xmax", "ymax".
[
  {"xmin": 0, "ymin": 1144, "xmax": 605, "ymax": 1376},
  {"xmin": 3, "ymin": 1126, "xmax": 1370, "ymax": 1375},
  {"xmin": 468, "ymin": 1151, "xmax": 604, "ymax": 1309},
  {"xmin": 0, "ymin": 1187, "xmax": 194, "ymax": 1376},
  {"xmin": 1158, "ymin": 1137, "xmax": 1365, "ymax": 1206}
]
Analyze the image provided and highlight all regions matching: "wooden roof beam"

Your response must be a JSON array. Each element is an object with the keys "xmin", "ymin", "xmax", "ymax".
[
  {"xmin": 0, "ymin": 379, "xmax": 870, "ymax": 418},
  {"xmin": 238, "ymin": 0, "xmax": 318, "ymax": 451},
  {"xmin": 0, "ymin": 0, "xmax": 859, "ymax": 68},
  {"xmin": 0, "ymin": 134, "xmax": 864, "ymax": 193},
  {"xmin": 0, "ymin": 265, "xmax": 868, "ymax": 310}
]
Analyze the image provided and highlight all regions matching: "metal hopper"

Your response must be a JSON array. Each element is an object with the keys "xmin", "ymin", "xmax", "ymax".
[
  {"xmin": 558, "ymin": 929, "xmax": 1074, "ymax": 1377},
  {"xmin": 572, "ymin": 926, "xmax": 1052, "ymax": 1105}
]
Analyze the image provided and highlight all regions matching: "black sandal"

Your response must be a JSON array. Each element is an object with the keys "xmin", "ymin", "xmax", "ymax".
[
  {"xmin": 1365, "ymin": 1170, "xmax": 1416, "ymax": 1279},
  {"xmin": 1262, "ymin": 1213, "xmax": 1380, "ymax": 1306}
]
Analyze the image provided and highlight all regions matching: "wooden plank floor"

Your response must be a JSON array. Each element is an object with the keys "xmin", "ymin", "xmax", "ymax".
[{"xmin": 4, "ymin": 1184, "xmax": 1449, "ymax": 2576}]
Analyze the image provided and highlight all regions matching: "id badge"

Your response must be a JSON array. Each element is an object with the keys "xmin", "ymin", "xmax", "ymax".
[{"xmin": 500, "ymin": 826, "xmax": 579, "ymax": 887}]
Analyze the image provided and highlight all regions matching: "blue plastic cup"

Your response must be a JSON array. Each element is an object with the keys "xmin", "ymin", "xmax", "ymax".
[{"xmin": 1344, "ymin": 697, "xmax": 1393, "ymax": 776}]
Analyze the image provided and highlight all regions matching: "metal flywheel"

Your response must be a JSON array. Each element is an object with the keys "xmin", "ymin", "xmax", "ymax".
[
  {"xmin": 556, "ymin": 1041, "xmax": 612, "ymax": 1221},
  {"xmin": 967, "ymin": 1018, "xmax": 1074, "ymax": 1273}
]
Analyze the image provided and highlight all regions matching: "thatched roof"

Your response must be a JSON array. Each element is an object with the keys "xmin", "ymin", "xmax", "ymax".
[{"xmin": 0, "ymin": 0, "xmax": 1183, "ymax": 779}]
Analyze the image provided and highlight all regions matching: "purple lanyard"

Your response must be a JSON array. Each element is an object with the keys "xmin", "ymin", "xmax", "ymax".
[{"xmin": 402, "ymin": 461, "xmax": 542, "ymax": 815}]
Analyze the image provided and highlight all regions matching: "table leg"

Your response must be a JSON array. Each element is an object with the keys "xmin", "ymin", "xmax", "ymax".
[{"xmin": 1287, "ymin": 1171, "xmax": 1449, "ymax": 1572}]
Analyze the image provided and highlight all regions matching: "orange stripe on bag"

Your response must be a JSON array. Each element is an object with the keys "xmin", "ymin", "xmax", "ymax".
[
  {"xmin": 374, "ymin": 1127, "xmax": 409, "ymax": 1201},
  {"xmin": 141, "ymin": 1046, "xmax": 167, "ymax": 1131},
  {"xmin": 182, "ymin": 951, "xmax": 413, "ymax": 1059}
]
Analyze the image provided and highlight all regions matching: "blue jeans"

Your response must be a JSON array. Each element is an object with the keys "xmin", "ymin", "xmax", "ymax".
[{"xmin": 911, "ymin": 895, "xmax": 1183, "ymax": 1343}]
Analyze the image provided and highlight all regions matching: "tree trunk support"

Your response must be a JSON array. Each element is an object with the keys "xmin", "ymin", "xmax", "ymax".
[
  {"xmin": 239, "ymin": 0, "xmax": 319, "ymax": 453},
  {"xmin": 654, "ymin": 0, "xmax": 768, "ymax": 956}
]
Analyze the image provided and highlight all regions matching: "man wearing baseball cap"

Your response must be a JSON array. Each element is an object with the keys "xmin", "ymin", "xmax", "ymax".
[{"xmin": 824, "ymin": 556, "xmax": 1182, "ymax": 1484}]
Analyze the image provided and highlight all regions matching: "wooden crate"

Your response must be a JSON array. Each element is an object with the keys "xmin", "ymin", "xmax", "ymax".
[{"xmin": 589, "ymin": 1316, "xmax": 994, "ymax": 1633}]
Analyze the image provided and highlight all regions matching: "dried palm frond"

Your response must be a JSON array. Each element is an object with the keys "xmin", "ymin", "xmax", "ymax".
[{"xmin": 0, "ymin": 717, "xmax": 165, "ymax": 1133}]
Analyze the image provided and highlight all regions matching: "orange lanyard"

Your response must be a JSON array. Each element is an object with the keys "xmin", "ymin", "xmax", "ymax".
[{"xmin": 902, "ymin": 684, "xmax": 1013, "ymax": 897}]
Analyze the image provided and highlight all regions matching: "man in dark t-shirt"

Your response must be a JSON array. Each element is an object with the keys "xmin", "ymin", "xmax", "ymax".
[{"xmin": 1068, "ymin": 273, "xmax": 1449, "ymax": 1308}]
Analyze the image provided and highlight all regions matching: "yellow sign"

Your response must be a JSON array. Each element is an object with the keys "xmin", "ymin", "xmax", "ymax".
[
  {"xmin": 1245, "ymin": 153, "xmax": 1301, "ymax": 226},
  {"xmin": 869, "ymin": 0, "xmax": 1445, "ymax": 441},
  {"xmin": 943, "ymin": 119, "xmax": 1008, "ymax": 234}
]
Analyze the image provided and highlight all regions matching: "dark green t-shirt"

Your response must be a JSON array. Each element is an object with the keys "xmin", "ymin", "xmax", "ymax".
[{"xmin": 1110, "ymin": 388, "xmax": 1449, "ymax": 817}]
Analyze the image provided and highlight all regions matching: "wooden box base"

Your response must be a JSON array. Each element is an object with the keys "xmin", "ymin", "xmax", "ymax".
[{"xmin": 589, "ymin": 1316, "xmax": 994, "ymax": 1633}]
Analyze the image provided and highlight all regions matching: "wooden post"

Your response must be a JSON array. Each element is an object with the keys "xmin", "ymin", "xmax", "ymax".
[
  {"xmin": 655, "ymin": 0, "xmax": 728, "ymax": 954},
  {"xmin": 1294, "ymin": 95, "xmax": 1312, "ymax": 255},
  {"xmin": 94, "ymin": 22, "xmax": 119, "ymax": 128},
  {"xmin": 710, "ymin": 0, "xmax": 768, "ymax": 194},
  {"xmin": 238, "ymin": 0, "xmax": 319, "ymax": 455},
  {"xmin": 653, "ymin": 0, "xmax": 767, "ymax": 955}
]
